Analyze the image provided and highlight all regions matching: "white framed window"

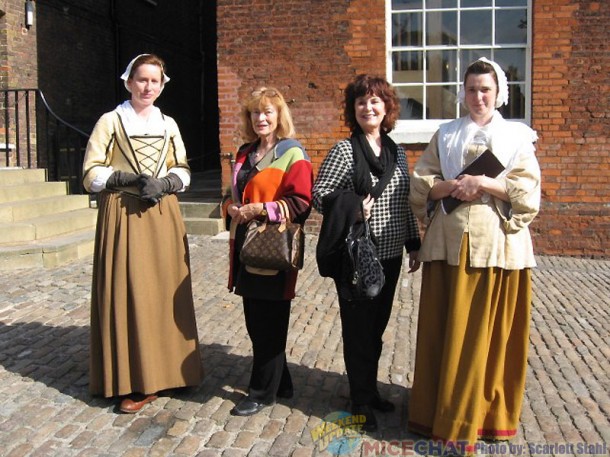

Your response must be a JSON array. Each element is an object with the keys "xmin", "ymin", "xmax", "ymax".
[{"xmin": 386, "ymin": 0, "xmax": 532, "ymax": 143}]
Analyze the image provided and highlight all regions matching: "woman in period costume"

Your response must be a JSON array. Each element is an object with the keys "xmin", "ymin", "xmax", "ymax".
[
  {"xmin": 82, "ymin": 54, "xmax": 203, "ymax": 414},
  {"xmin": 226, "ymin": 87, "xmax": 313, "ymax": 416},
  {"xmin": 312, "ymin": 74, "xmax": 421, "ymax": 433},
  {"xmin": 408, "ymin": 57, "xmax": 541, "ymax": 454}
]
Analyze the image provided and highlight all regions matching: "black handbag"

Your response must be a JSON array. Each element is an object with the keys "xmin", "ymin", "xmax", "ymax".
[{"xmin": 341, "ymin": 214, "xmax": 385, "ymax": 300}]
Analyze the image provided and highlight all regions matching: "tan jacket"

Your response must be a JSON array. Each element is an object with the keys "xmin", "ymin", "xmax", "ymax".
[
  {"xmin": 82, "ymin": 111, "xmax": 189, "ymax": 193},
  {"xmin": 410, "ymin": 130, "xmax": 541, "ymax": 270}
]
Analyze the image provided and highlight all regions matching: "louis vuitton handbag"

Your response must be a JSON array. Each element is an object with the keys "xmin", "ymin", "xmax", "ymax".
[{"xmin": 240, "ymin": 200, "xmax": 305, "ymax": 271}]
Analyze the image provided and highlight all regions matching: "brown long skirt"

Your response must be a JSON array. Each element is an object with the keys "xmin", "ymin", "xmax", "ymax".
[
  {"xmin": 408, "ymin": 235, "xmax": 531, "ymax": 452},
  {"xmin": 89, "ymin": 191, "xmax": 203, "ymax": 397}
]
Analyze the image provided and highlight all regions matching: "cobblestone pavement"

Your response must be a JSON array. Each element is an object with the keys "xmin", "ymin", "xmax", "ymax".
[{"xmin": 0, "ymin": 234, "xmax": 608, "ymax": 457}]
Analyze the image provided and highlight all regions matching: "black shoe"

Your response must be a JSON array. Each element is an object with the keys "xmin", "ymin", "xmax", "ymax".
[
  {"xmin": 230, "ymin": 396, "xmax": 271, "ymax": 416},
  {"xmin": 352, "ymin": 404, "xmax": 378, "ymax": 433},
  {"xmin": 371, "ymin": 394, "xmax": 395, "ymax": 412}
]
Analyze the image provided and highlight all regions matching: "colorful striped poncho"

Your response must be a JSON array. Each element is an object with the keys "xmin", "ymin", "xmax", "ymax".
[{"xmin": 227, "ymin": 138, "xmax": 313, "ymax": 300}]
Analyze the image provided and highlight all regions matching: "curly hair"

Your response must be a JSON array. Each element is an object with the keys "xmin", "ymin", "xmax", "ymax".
[{"xmin": 344, "ymin": 74, "xmax": 400, "ymax": 133}]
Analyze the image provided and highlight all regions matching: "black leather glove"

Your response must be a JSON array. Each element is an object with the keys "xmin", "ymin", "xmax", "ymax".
[
  {"xmin": 105, "ymin": 171, "xmax": 139, "ymax": 189},
  {"xmin": 137, "ymin": 173, "xmax": 183, "ymax": 202}
]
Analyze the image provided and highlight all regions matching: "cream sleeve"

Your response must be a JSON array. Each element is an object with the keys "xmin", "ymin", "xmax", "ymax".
[
  {"xmin": 409, "ymin": 132, "xmax": 444, "ymax": 224},
  {"xmin": 496, "ymin": 145, "xmax": 541, "ymax": 233},
  {"xmin": 82, "ymin": 113, "xmax": 115, "ymax": 193}
]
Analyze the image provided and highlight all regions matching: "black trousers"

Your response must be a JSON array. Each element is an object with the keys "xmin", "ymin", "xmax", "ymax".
[
  {"xmin": 243, "ymin": 297, "xmax": 293, "ymax": 403},
  {"xmin": 337, "ymin": 255, "xmax": 403, "ymax": 406}
]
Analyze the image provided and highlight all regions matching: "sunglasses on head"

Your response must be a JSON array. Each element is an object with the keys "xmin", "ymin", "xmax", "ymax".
[{"xmin": 251, "ymin": 89, "xmax": 279, "ymax": 97}]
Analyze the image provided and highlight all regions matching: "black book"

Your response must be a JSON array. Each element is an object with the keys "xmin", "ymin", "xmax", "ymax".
[{"xmin": 441, "ymin": 149, "xmax": 505, "ymax": 214}]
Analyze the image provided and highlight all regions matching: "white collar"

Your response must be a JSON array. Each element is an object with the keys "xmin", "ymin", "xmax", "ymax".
[{"xmin": 115, "ymin": 101, "xmax": 165, "ymax": 136}]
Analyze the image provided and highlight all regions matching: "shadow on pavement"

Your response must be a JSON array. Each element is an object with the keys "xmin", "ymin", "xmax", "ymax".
[{"xmin": 0, "ymin": 321, "xmax": 407, "ymax": 430}]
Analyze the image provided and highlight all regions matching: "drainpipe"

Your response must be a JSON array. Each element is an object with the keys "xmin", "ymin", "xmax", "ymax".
[{"xmin": 110, "ymin": 0, "xmax": 121, "ymax": 102}]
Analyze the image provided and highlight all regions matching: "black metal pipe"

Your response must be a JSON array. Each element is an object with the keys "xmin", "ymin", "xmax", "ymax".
[{"xmin": 15, "ymin": 91, "xmax": 20, "ymax": 167}]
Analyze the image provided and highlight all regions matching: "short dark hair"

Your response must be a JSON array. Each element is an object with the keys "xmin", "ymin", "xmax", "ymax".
[
  {"xmin": 463, "ymin": 60, "xmax": 498, "ymax": 89},
  {"xmin": 344, "ymin": 74, "xmax": 400, "ymax": 133}
]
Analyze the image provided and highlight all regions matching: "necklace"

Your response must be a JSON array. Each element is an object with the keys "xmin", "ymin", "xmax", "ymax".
[{"xmin": 254, "ymin": 140, "xmax": 276, "ymax": 162}]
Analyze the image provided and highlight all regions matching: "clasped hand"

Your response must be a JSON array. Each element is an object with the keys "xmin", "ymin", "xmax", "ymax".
[
  {"xmin": 136, "ymin": 174, "xmax": 165, "ymax": 203},
  {"xmin": 450, "ymin": 174, "xmax": 485, "ymax": 202},
  {"xmin": 228, "ymin": 203, "xmax": 264, "ymax": 224}
]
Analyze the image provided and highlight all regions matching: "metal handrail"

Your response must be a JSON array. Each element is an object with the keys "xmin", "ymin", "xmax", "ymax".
[
  {"xmin": 0, "ymin": 89, "xmax": 90, "ymax": 194},
  {"xmin": 35, "ymin": 90, "xmax": 89, "ymax": 138}
]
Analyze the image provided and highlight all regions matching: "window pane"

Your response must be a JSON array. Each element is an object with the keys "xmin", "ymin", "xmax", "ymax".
[
  {"xmin": 426, "ymin": 11, "xmax": 457, "ymax": 46},
  {"xmin": 390, "ymin": 0, "xmax": 530, "ymax": 122},
  {"xmin": 461, "ymin": 0, "xmax": 492, "ymax": 6},
  {"xmin": 495, "ymin": 9, "xmax": 527, "ymax": 44},
  {"xmin": 392, "ymin": 0, "xmax": 422, "ymax": 9},
  {"xmin": 392, "ymin": 51, "xmax": 424, "ymax": 83},
  {"xmin": 496, "ymin": 0, "xmax": 527, "ymax": 6},
  {"xmin": 498, "ymin": 83, "xmax": 526, "ymax": 119},
  {"xmin": 427, "ymin": 85, "xmax": 457, "ymax": 119},
  {"xmin": 392, "ymin": 12, "xmax": 422, "ymax": 47},
  {"xmin": 461, "ymin": 10, "xmax": 492, "ymax": 45},
  {"xmin": 427, "ymin": 49, "xmax": 457, "ymax": 82},
  {"xmin": 396, "ymin": 87, "xmax": 424, "ymax": 120},
  {"xmin": 494, "ymin": 48, "xmax": 526, "ymax": 81},
  {"xmin": 459, "ymin": 49, "xmax": 491, "ymax": 76},
  {"xmin": 427, "ymin": 0, "xmax": 456, "ymax": 8}
]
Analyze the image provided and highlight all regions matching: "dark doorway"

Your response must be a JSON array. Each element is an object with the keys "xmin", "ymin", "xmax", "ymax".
[
  {"xmin": 36, "ymin": 0, "xmax": 219, "ymax": 174},
  {"xmin": 200, "ymin": 0, "xmax": 220, "ymax": 173}
]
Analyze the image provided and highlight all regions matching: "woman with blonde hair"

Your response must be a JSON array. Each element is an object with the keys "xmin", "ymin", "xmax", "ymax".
[{"xmin": 226, "ymin": 87, "xmax": 313, "ymax": 416}]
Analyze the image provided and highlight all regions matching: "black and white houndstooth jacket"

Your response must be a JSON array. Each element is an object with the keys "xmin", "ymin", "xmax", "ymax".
[{"xmin": 313, "ymin": 139, "xmax": 421, "ymax": 260}]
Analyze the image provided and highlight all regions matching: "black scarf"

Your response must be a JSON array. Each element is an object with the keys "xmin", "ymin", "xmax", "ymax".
[{"xmin": 350, "ymin": 126, "xmax": 398, "ymax": 198}]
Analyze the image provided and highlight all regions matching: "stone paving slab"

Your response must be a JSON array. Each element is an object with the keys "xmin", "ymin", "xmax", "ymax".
[{"xmin": 0, "ymin": 234, "xmax": 608, "ymax": 457}]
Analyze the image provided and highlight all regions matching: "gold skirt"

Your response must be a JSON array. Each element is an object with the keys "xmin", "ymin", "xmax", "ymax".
[
  {"xmin": 408, "ymin": 234, "xmax": 531, "ymax": 451},
  {"xmin": 89, "ymin": 192, "xmax": 203, "ymax": 397}
]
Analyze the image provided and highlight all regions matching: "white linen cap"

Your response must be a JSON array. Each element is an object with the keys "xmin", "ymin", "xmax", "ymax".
[
  {"xmin": 458, "ymin": 57, "xmax": 509, "ymax": 109},
  {"xmin": 120, "ymin": 54, "xmax": 171, "ymax": 93}
]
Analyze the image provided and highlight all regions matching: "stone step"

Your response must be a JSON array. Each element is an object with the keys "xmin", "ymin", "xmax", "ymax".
[
  {"xmin": 0, "ymin": 207, "xmax": 98, "ymax": 243},
  {"xmin": 0, "ymin": 181, "xmax": 68, "ymax": 204},
  {"xmin": 0, "ymin": 195, "xmax": 91, "ymax": 222},
  {"xmin": 0, "ymin": 213, "xmax": 226, "ymax": 268},
  {"xmin": 179, "ymin": 201, "xmax": 221, "ymax": 219},
  {"xmin": 183, "ymin": 217, "xmax": 225, "ymax": 236},
  {"xmin": 0, "ymin": 167, "xmax": 226, "ymax": 268},
  {"xmin": 0, "ymin": 229, "xmax": 95, "ymax": 270},
  {"xmin": 0, "ymin": 168, "xmax": 47, "ymax": 185}
]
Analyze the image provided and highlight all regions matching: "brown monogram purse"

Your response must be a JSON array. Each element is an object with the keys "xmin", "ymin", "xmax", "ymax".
[{"xmin": 240, "ymin": 200, "xmax": 304, "ymax": 271}]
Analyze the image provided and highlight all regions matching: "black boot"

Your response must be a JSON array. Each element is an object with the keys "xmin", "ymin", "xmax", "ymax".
[{"xmin": 352, "ymin": 404, "xmax": 378, "ymax": 433}]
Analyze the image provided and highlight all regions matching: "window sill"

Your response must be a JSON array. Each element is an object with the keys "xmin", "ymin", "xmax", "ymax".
[{"xmin": 389, "ymin": 120, "xmax": 450, "ymax": 145}]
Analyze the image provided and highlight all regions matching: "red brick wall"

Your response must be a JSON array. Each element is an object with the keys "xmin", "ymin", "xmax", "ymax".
[
  {"xmin": 218, "ymin": 0, "xmax": 609, "ymax": 257},
  {"xmin": 217, "ymin": 0, "xmax": 386, "ymax": 192},
  {"xmin": 217, "ymin": 0, "xmax": 388, "ymax": 232},
  {"xmin": 0, "ymin": 0, "xmax": 37, "ymax": 89},
  {"xmin": 531, "ymin": 0, "xmax": 609, "ymax": 256}
]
